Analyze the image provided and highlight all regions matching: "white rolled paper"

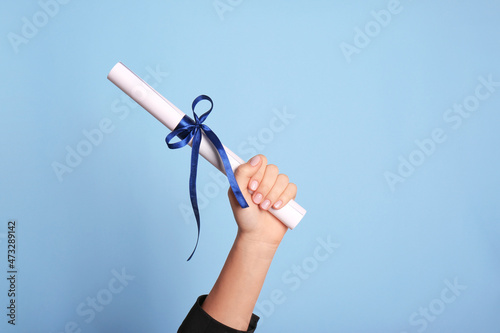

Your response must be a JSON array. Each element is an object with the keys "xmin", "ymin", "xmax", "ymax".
[{"xmin": 107, "ymin": 62, "xmax": 306, "ymax": 229}]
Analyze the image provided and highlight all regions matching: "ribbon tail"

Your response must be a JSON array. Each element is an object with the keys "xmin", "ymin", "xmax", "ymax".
[
  {"xmin": 186, "ymin": 130, "xmax": 202, "ymax": 261},
  {"xmin": 203, "ymin": 128, "xmax": 249, "ymax": 209},
  {"xmin": 165, "ymin": 95, "xmax": 248, "ymax": 261}
]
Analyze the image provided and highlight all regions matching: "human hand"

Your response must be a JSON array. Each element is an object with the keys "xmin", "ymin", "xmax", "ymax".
[{"xmin": 228, "ymin": 155, "xmax": 297, "ymax": 248}]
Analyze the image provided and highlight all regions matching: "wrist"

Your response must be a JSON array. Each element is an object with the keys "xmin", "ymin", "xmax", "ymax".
[{"xmin": 234, "ymin": 231, "xmax": 281, "ymax": 261}]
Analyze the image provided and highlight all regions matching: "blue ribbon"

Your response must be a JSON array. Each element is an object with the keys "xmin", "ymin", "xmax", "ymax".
[{"xmin": 166, "ymin": 95, "xmax": 249, "ymax": 260}]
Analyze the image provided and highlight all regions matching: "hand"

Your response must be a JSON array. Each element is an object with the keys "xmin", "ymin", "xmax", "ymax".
[{"xmin": 228, "ymin": 154, "xmax": 297, "ymax": 248}]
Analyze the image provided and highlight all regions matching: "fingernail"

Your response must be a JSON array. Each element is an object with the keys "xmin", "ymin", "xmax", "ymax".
[
  {"xmin": 250, "ymin": 155, "xmax": 260, "ymax": 166},
  {"xmin": 250, "ymin": 180, "xmax": 258, "ymax": 191},
  {"xmin": 261, "ymin": 200, "xmax": 271, "ymax": 210},
  {"xmin": 253, "ymin": 193, "xmax": 263, "ymax": 204},
  {"xmin": 273, "ymin": 200, "xmax": 283, "ymax": 209}
]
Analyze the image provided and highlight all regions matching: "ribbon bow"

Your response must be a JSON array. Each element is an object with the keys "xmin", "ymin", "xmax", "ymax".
[{"xmin": 166, "ymin": 95, "xmax": 249, "ymax": 260}]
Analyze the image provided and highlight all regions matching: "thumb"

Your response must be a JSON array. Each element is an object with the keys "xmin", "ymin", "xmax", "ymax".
[{"xmin": 230, "ymin": 155, "xmax": 265, "ymax": 202}]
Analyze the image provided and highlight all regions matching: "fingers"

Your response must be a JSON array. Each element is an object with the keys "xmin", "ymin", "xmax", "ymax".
[
  {"xmin": 238, "ymin": 155, "xmax": 297, "ymax": 211},
  {"xmin": 262, "ymin": 173, "xmax": 289, "ymax": 209},
  {"xmin": 233, "ymin": 154, "xmax": 264, "ymax": 189},
  {"xmin": 251, "ymin": 164, "xmax": 278, "ymax": 206},
  {"xmin": 258, "ymin": 178, "xmax": 297, "ymax": 211},
  {"xmin": 232, "ymin": 155, "xmax": 264, "ymax": 202},
  {"xmin": 232, "ymin": 154, "xmax": 297, "ymax": 211},
  {"xmin": 248, "ymin": 155, "xmax": 268, "ymax": 192},
  {"xmin": 272, "ymin": 182, "xmax": 297, "ymax": 209}
]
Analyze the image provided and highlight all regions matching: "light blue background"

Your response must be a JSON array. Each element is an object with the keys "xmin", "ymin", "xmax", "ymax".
[{"xmin": 1, "ymin": 1, "xmax": 499, "ymax": 332}]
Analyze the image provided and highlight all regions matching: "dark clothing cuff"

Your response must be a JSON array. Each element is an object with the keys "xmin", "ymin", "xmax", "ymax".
[{"xmin": 178, "ymin": 295, "xmax": 259, "ymax": 333}]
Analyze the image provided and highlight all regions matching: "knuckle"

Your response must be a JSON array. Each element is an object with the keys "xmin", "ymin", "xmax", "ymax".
[
  {"xmin": 267, "ymin": 164, "xmax": 279, "ymax": 174},
  {"xmin": 254, "ymin": 170, "xmax": 264, "ymax": 180},
  {"xmin": 258, "ymin": 183, "xmax": 271, "ymax": 194},
  {"xmin": 234, "ymin": 164, "xmax": 248, "ymax": 177},
  {"xmin": 289, "ymin": 182, "xmax": 298, "ymax": 193},
  {"xmin": 265, "ymin": 194, "xmax": 277, "ymax": 202},
  {"xmin": 278, "ymin": 174, "xmax": 289, "ymax": 184}
]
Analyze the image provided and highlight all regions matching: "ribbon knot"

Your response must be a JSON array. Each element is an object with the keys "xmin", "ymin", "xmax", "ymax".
[{"xmin": 166, "ymin": 95, "xmax": 249, "ymax": 261}]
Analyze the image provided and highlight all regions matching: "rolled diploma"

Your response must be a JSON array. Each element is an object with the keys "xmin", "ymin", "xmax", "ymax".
[{"xmin": 107, "ymin": 62, "xmax": 306, "ymax": 229}]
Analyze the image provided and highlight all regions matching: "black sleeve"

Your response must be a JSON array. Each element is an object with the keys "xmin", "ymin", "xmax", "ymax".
[{"xmin": 178, "ymin": 295, "xmax": 260, "ymax": 333}]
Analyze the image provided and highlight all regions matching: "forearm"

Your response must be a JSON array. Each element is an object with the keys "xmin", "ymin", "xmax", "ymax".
[{"xmin": 202, "ymin": 232, "xmax": 280, "ymax": 330}]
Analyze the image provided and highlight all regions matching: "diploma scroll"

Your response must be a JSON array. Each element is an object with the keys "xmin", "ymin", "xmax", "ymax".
[{"xmin": 107, "ymin": 62, "xmax": 306, "ymax": 229}]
